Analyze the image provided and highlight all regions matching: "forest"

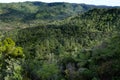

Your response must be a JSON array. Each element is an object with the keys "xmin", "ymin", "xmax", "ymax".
[{"xmin": 0, "ymin": 2, "xmax": 120, "ymax": 80}]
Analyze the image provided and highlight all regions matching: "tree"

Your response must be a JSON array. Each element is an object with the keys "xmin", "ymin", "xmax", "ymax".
[
  {"xmin": 37, "ymin": 63, "xmax": 59, "ymax": 80},
  {"xmin": 0, "ymin": 38, "xmax": 24, "ymax": 80}
]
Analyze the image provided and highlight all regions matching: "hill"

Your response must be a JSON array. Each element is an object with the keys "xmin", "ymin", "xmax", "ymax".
[
  {"xmin": 3, "ymin": 8, "xmax": 120, "ymax": 80},
  {"xmin": 0, "ymin": 2, "xmax": 120, "ymax": 80},
  {"xmin": 0, "ymin": 2, "xmax": 115, "ymax": 21},
  {"xmin": 0, "ymin": 2, "xmax": 117, "ymax": 30}
]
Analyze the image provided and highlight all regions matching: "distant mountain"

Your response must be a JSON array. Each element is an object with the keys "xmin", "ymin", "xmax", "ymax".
[{"xmin": 0, "ymin": 1, "xmax": 118, "ymax": 22}]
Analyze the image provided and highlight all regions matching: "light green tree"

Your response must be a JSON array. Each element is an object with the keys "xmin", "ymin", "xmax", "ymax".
[{"xmin": 0, "ymin": 38, "xmax": 24, "ymax": 80}]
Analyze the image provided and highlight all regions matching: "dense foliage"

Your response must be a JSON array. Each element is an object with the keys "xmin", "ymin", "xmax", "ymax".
[
  {"xmin": 0, "ymin": 2, "xmax": 116, "ymax": 31},
  {"xmin": 0, "ymin": 38, "xmax": 24, "ymax": 80},
  {"xmin": 0, "ymin": 2, "xmax": 120, "ymax": 80}
]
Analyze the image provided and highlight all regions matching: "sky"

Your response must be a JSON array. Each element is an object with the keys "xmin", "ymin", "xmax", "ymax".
[{"xmin": 0, "ymin": 0, "xmax": 120, "ymax": 6}]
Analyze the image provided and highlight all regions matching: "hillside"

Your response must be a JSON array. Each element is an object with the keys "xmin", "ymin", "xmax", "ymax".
[
  {"xmin": 0, "ymin": 2, "xmax": 120, "ymax": 80},
  {"xmin": 2, "ymin": 8, "xmax": 119, "ymax": 80},
  {"xmin": 0, "ymin": 2, "xmax": 116, "ymax": 30},
  {"xmin": 0, "ymin": 2, "xmax": 114, "ymax": 21}
]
